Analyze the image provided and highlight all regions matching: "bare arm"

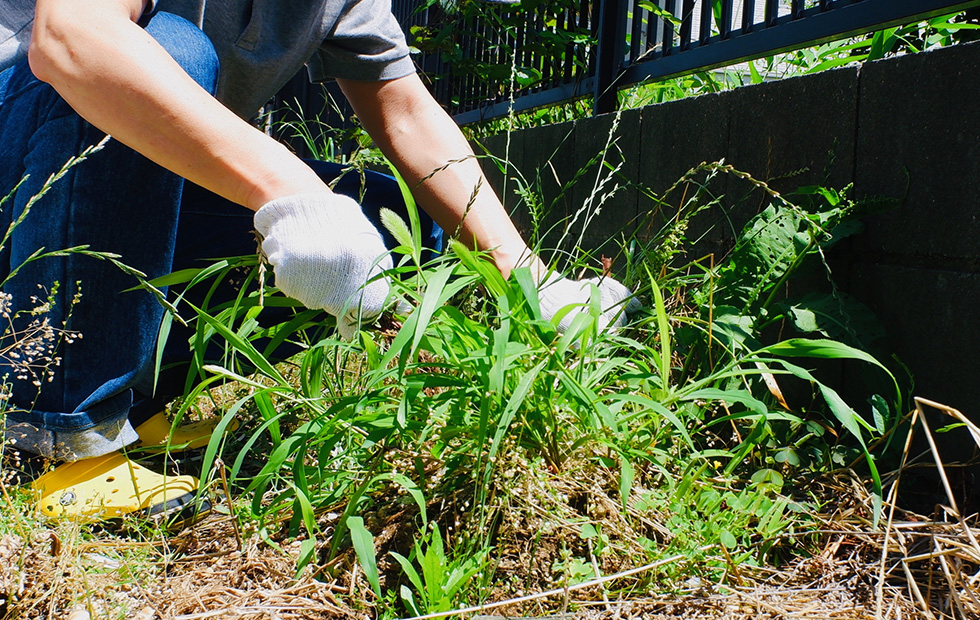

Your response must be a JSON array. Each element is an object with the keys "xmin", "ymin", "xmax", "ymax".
[
  {"xmin": 29, "ymin": 0, "xmax": 327, "ymax": 210},
  {"xmin": 30, "ymin": 0, "xmax": 541, "ymax": 275},
  {"xmin": 338, "ymin": 74, "xmax": 546, "ymax": 280}
]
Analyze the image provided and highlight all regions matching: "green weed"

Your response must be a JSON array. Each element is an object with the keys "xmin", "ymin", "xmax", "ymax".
[
  {"xmin": 152, "ymin": 146, "xmax": 905, "ymax": 616},
  {"xmin": 391, "ymin": 523, "xmax": 489, "ymax": 615}
]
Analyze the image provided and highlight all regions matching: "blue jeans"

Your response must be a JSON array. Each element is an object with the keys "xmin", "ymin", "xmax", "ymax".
[{"xmin": 0, "ymin": 13, "xmax": 441, "ymax": 461}]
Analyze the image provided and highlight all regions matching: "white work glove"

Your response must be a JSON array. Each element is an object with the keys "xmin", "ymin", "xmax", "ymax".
[
  {"xmin": 254, "ymin": 193, "xmax": 392, "ymax": 339},
  {"xmin": 538, "ymin": 273, "xmax": 640, "ymax": 334}
]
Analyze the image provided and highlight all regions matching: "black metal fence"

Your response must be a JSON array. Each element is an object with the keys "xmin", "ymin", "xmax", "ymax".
[
  {"xmin": 392, "ymin": 0, "xmax": 600, "ymax": 124},
  {"xmin": 390, "ymin": 0, "xmax": 980, "ymax": 123}
]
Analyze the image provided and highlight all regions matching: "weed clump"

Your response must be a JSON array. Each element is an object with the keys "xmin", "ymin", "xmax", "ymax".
[
  {"xmin": 0, "ymin": 146, "xmax": 937, "ymax": 618},
  {"xmin": 120, "ymin": 156, "xmax": 910, "ymax": 620}
]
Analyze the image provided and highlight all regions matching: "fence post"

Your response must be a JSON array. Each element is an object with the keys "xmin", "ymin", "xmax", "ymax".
[{"xmin": 594, "ymin": 0, "xmax": 629, "ymax": 115}]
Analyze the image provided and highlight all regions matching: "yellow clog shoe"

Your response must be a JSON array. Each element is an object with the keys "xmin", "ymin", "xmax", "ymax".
[
  {"xmin": 32, "ymin": 452, "xmax": 207, "ymax": 528},
  {"xmin": 135, "ymin": 411, "xmax": 238, "ymax": 451}
]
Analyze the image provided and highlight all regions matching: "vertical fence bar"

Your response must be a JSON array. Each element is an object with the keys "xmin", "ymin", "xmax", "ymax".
[
  {"xmin": 469, "ymin": 16, "xmax": 479, "ymax": 113},
  {"xmin": 631, "ymin": 0, "xmax": 644, "ymax": 63},
  {"xmin": 791, "ymin": 0, "xmax": 804, "ymax": 19},
  {"xmin": 639, "ymin": 0, "xmax": 650, "ymax": 61},
  {"xmin": 456, "ymin": 15, "xmax": 467, "ymax": 114},
  {"xmin": 563, "ymin": 4, "xmax": 575, "ymax": 82},
  {"xmin": 641, "ymin": 0, "xmax": 653, "ymax": 61},
  {"xmin": 485, "ymin": 17, "xmax": 495, "ymax": 109},
  {"xmin": 582, "ymin": 0, "xmax": 595, "ymax": 76},
  {"xmin": 549, "ymin": 4, "xmax": 559, "ymax": 87},
  {"xmin": 466, "ymin": 14, "xmax": 479, "ymax": 112},
  {"xmin": 764, "ymin": 0, "xmax": 779, "ymax": 27},
  {"xmin": 680, "ymin": 0, "xmax": 695, "ymax": 49},
  {"xmin": 664, "ymin": 0, "xmax": 677, "ymax": 55},
  {"xmin": 645, "ymin": 0, "xmax": 660, "ymax": 60},
  {"xmin": 478, "ymin": 17, "xmax": 489, "ymax": 109},
  {"xmin": 520, "ymin": 7, "xmax": 532, "ymax": 94},
  {"xmin": 542, "ymin": 6, "xmax": 561, "ymax": 86},
  {"xmin": 494, "ymin": 14, "xmax": 504, "ymax": 103},
  {"xmin": 700, "ymin": 0, "xmax": 713, "ymax": 44},
  {"xmin": 555, "ymin": 4, "xmax": 563, "ymax": 84},
  {"xmin": 556, "ymin": 4, "xmax": 566, "ymax": 84},
  {"xmin": 721, "ymin": 0, "xmax": 734, "ymax": 38},
  {"xmin": 594, "ymin": 0, "xmax": 629, "ymax": 114},
  {"xmin": 482, "ymin": 15, "xmax": 491, "ymax": 110},
  {"xmin": 535, "ymin": 7, "xmax": 549, "ymax": 87},
  {"xmin": 743, "ymin": 0, "xmax": 755, "ymax": 32}
]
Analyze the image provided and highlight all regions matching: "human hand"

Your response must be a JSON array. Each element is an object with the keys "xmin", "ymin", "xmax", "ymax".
[
  {"xmin": 538, "ymin": 273, "xmax": 641, "ymax": 334},
  {"xmin": 253, "ymin": 193, "xmax": 392, "ymax": 338}
]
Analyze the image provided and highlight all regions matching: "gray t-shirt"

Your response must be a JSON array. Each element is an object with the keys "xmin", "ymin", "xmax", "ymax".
[
  {"xmin": 0, "ymin": 0, "xmax": 415, "ymax": 118},
  {"xmin": 0, "ymin": 1, "xmax": 33, "ymax": 69}
]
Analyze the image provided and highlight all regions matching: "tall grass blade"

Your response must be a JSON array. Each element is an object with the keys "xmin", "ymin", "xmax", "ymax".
[
  {"xmin": 185, "ymin": 300, "xmax": 288, "ymax": 385},
  {"xmin": 348, "ymin": 516, "xmax": 382, "ymax": 597}
]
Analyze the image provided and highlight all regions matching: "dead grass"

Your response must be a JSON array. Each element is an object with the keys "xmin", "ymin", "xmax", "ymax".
[{"xmin": 3, "ymin": 397, "xmax": 980, "ymax": 619}]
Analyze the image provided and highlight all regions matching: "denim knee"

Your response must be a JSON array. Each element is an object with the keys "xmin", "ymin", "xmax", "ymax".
[
  {"xmin": 145, "ymin": 12, "xmax": 219, "ymax": 96},
  {"xmin": 0, "ymin": 12, "xmax": 219, "ymax": 461}
]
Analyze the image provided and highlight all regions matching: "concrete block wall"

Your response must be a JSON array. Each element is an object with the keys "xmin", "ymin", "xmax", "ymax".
[{"xmin": 473, "ymin": 40, "xmax": 980, "ymax": 440}]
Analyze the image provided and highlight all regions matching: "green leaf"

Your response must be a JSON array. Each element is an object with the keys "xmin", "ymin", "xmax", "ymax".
[
  {"xmin": 380, "ymin": 263, "xmax": 469, "ymax": 369},
  {"xmin": 513, "ymin": 267, "xmax": 542, "ymax": 321},
  {"xmin": 605, "ymin": 393, "xmax": 693, "ymax": 449},
  {"xmin": 185, "ymin": 300, "xmax": 288, "ymax": 385},
  {"xmin": 774, "ymin": 447, "xmax": 801, "ymax": 466},
  {"xmin": 715, "ymin": 205, "xmax": 810, "ymax": 312},
  {"xmin": 555, "ymin": 310, "xmax": 596, "ymax": 356},
  {"xmin": 152, "ymin": 310, "xmax": 173, "ymax": 397},
  {"xmin": 451, "ymin": 240, "xmax": 508, "ymax": 297},
  {"xmin": 619, "ymin": 458, "xmax": 635, "ymax": 507},
  {"xmin": 709, "ymin": 306, "xmax": 760, "ymax": 353},
  {"xmin": 290, "ymin": 479, "xmax": 317, "ymax": 537},
  {"xmin": 756, "ymin": 497, "xmax": 790, "ymax": 538},
  {"xmin": 719, "ymin": 529, "xmax": 737, "ymax": 549},
  {"xmin": 684, "ymin": 388, "xmax": 768, "ymax": 417},
  {"xmin": 936, "ymin": 422, "xmax": 966, "ymax": 434},
  {"xmin": 399, "ymin": 584, "xmax": 422, "ymax": 617},
  {"xmin": 348, "ymin": 517, "xmax": 381, "ymax": 597},
  {"xmin": 750, "ymin": 468, "xmax": 784, "ymax": 493},
  {"xmin": 295, "ymin": 538, "xmax": 317, "ymax": 577},
  {"xmin": 869, "ymin": 394, "xmax": 889, "ymax": 435},
  {"xmin": 759, "ymin": 338, "xmax": 900, "ymax": 413},
  {"xmin": 513, "ymin": 66, "xmax": 542, "ymax": 86},
  {"xmin": 253, "ymin": 390, "xmax": 282, "ymax": 445},
  {"xmin": 488, "ymin": 360, "xmax": 548, "ymax": 464},
  {"xmin": 384, "ymin": 161, "xmax": 423, "ymax": 266},
  {"xmin": 638, "ymin": 0, "xmax": 682, "ymax": 26},
  {"xmin": 868, "ymin": 27, "xmax": 898, "ymax": 61},
  {"xmin": 649, "ymin": 276, "xmax": 672, "ymax": 388},
  {"xmin": 442, "ymin": 551, "xmax": 486, "ymax": 600},
  {"xmin": 421, "ymin": 526, "xmax": 447, "ymax": 610},
  {"xmin": 261, "ymin": 308, "xmax": 321, "ymax": 358},
  {"xmin": 785, "ymin": 292, "xmax": 885, "ymax": 346},
  {"xmin": 391, "ymin": 551, "xmax": 425, "ymax": 597},
  {"xmin": 766, "ymin": 354, "xmax": 884, "ymax": 525},
  {"xmin": 489, "ymin": 290, "xmax": 512, "ymax": 397}
]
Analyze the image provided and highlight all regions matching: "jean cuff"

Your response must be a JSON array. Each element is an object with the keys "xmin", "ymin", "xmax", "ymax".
[{"xmin": 3, "ymin": 390, "xmax": 138, "ymax": 461}]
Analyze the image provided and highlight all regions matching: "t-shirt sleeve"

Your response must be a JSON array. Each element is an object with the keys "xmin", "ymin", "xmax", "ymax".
[
  {"xmin": 137, "ymin": 0, "xmax": 158, "ymax": 27},
  {"xmin": 306, "ymin": 0, "xmax": 416, "ymax": 82}
]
